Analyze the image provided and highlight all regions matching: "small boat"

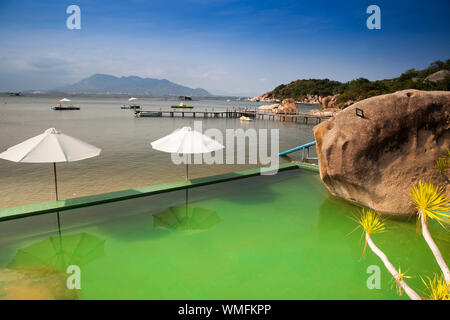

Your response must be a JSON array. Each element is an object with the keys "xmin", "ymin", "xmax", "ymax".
[
  {"xmin": 240, "ymin": 116, "xmax": 253, "ymax": 121},
  {"xmin": 121, "ymin": 105, "xmax": 141, "ymax": 109},
  {"xmin": 171, "ymin": 103, "xmax": 193, "ymax": 109},
  {"xmin": 53, "ymin": 98, "xmax": 80, "ymax": 110},
  {"xmin": 52, "ymin": 104, "xmax": 80, "ymax": 110},
  {"xmin": 135, "ymin": 110, "xmax": 162, "ymax": 117}
]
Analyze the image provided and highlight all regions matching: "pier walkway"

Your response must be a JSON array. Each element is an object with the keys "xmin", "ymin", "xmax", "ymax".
[{"xmin": 134, "ymin": 107, "xmax": 331, "ymax": 124}]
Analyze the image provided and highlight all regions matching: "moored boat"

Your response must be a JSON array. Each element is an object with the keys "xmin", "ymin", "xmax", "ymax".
[
  {"xmin": 52, "ymin": 105, "xmax": 81, "ymax": 110},
  {"xmin": 135, "ymin": 110, "xmax": 162, "ymax": 117},
  {"xmin": 171, "ymin": 103, "xmax": 193, "ymax": 109},
  {"xmin": 52, "ymin": 98, "xmax": 80, "ymax": 110},
  {"xmin": 121, "ymin": 105, "xmax": 141, "ymax": 109}
]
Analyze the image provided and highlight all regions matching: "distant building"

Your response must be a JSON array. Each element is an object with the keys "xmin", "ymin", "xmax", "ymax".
[{"xmin": 178, "ymin": 96, "xmax": 192, "ymax": 101}]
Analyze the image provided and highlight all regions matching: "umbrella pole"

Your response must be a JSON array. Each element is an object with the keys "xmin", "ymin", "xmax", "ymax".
[
  {"xmin": 185, "ymin": 155, "xmax": 189, "ymax": 218},
  {"xmin": 53, "ymin": 162, "xmax": 62, "ymax": 236},
  {"xmin": 185, "ymin": 154, "xmax": 189, "ymax": 218},
  {"xmin": 53, "ymin": 162, "xmax": 59, "ymax": 201}
]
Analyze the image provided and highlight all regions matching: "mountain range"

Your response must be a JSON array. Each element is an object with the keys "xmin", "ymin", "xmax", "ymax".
[{"xmin": 53, "ymin": 74, "xmax": 212, "ymax": 96}]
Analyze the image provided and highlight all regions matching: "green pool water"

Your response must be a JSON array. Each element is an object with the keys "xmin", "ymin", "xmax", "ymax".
[{"xmin": 0, "ymin": 169, "xmax": 448, "ymax": 299}]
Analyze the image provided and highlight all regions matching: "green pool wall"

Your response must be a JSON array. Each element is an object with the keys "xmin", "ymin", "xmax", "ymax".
[{"xmin": 0, "ymin": 162, "xmax": 319, "ymax": 222}]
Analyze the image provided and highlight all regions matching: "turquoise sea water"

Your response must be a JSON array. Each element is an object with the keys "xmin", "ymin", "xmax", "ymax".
[{"xmin": 0, "ymin": 95, "xmax": 317, "ymax": 208}]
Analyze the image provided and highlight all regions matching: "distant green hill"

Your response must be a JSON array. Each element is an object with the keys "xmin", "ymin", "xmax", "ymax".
[{"xmin": 262, "ymin": 60, "xmax": 450, "ymax": 107}]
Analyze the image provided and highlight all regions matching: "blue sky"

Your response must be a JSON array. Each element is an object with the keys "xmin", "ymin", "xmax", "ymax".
[{"xmin": 0, "ymin": 0, "xmax": 449, "ymax": 95}]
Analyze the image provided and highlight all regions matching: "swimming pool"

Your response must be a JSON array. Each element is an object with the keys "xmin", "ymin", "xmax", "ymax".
[{"xmin": 0, "ymin": 168, "xmax": 448, "ymax": 299}]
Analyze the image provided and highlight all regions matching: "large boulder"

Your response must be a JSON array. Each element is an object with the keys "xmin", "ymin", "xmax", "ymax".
[{"xmin": 313, "ymin": 90, "xmax": 450, "ymax": 214}]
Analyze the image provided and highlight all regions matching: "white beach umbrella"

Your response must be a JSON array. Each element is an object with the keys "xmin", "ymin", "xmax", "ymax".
[
  {"xmin": 59, "ymin": 98, "xmax": 71, "ymax": 102},
  {"xmin": 0, "ymin": 128, "xmax": 101, "ymax": 200},
  {"xmin": 151, "ymin": 126, "xmax": 224, "ymax": 179},
  {"xmin": 128, "ymin": 97, "xmax": 137, "ymax": 101}
]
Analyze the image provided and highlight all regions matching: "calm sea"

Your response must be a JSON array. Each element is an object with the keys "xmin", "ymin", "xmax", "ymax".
[{"xmin": 0, "ymin": 95, "xmax": 318, "ymax": 208}]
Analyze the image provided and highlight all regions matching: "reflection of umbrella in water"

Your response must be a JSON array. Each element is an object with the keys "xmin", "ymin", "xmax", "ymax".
[
  {"xmin": 8, "ymin": 233, "xmax": 105, "ymax": 272},
  {"xmin": 153, "ymin": 206, "xmax": 221, "ymax": 233}
]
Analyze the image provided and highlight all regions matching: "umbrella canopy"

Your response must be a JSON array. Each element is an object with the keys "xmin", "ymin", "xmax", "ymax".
[
  {"xmin": 0, "ymin": 128, "xmax": 101, "ymax": 203},
  {"xmin": 0, "ymin": 128, "xmax": 101, "ymax": 163},
  {"xmin": 151, "ymin": 126, "xmax": 224, "ymax": 154},
  {"xmin": 8, "ymin": 233, "xmax": 105, "ymax": 272},
  {"xmin": 128, "ymin": 97, "xmax": 137, "ymax": 101},
  {"xmin": 59, "ymin": 98, "xmax": 71, "ymax": 102}
]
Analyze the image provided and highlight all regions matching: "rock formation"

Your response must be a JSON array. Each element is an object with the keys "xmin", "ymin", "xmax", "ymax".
[
  {"xmin": 313, "ymin": 89, "xmax": 450, "ymax": 214},
  {"xmin": 321, "ymin": 94, "xmax": 339, "ymax": 109},
  {"xmin": 425, "ymin": 69, "xmax": 450, "ymax": 82},
  {"xmin": 248, "ymin": 92, "xmax": 281, "ymax": 103},
  {"xmin": 322, "ymin": 94, "xmax": 354, "ymax": 110},
  {"xmin": 258, "ymin": 103, "xmax": 281, "ymax": 111},
  {"xmin": 249, "ymin": 93, "xmax": 321, "ymax": 105},
  {"xmin": 274, "ymin": 98, "xmax": 298, "ymax": 114},
  {"xmin": 0, "ymin": 266, "xmax": 79, "ymax": 300}
]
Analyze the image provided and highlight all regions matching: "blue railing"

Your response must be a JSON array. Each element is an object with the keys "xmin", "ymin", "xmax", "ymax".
[{"xmin": 279, "ymin": 141, "xmax": 317, "ymax": 160}]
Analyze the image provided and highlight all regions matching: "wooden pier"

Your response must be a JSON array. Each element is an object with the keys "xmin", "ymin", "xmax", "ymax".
[{"xmin": 135, "ymin": 107, "xmax": 331, "ymax": 124}]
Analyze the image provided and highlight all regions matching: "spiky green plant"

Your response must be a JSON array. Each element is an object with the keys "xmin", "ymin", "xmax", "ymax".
[
  {"xmin": 410, "ymin": 181, "xmax": 450, "ymax": 229},
  {"xmin": 434, "ymin": 156, "xmax": 450, "ymax": 174},
  {"xmin": 410, "ymin": 181, "xmax": 450, "ymax": 284},
  {"xmin": 356, "ymin": 209, "xmax": 421, "ymax": 299},
  {"xmin": 355, "ymin": 208, "xmax": 387, "ymax": 256},
  {"xmin": 390, "ymin": 267, "xmax": 413, "ymax": 296},
  {"xmin": 421, "ymin": 274, "xmax": 449, "ymax": 300},
  {"xmin": 358, "ymin": 208, "xmax": 387, "ymax": 235}
]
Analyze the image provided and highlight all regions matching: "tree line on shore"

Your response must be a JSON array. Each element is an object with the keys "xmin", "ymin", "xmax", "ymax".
[{"xmin": 266, "ymin": 60, "xmax": 450, "ymax": 107}]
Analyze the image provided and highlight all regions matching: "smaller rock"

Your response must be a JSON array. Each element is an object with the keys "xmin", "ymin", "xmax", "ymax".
[
  {"xmin": 0, "ymin": 266, "xmax": 79, "ymax": 300},
  {"xmin": 425, "ymin": 70, "xmax": 450, "ymax": 82},
  {"xmin": 321, "ymin": 94, "xmax": 339, "ymax": 109},
  {"xmin": 274, "ymin": 98, "xmax": 298, "ymax": 114},
  {"xmin": 258, "ymin": 103, "xmax": 281, "ymax": 111}
]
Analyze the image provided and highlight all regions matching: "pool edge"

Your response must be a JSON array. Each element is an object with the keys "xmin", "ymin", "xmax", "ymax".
[{"xmin": 0, "ymin": 162, "xmax": 319, "ymax": 221}]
